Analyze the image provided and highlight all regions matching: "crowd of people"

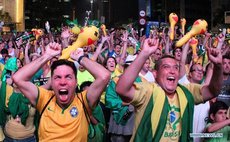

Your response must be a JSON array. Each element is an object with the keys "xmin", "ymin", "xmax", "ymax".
[{"xmin": 0, "ymin": 20, "xmax": 229, "ymax": 142}]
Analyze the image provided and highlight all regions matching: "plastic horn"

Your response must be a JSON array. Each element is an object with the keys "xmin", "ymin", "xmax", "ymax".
[
  {"xmin": 169, "ymin": 13, "xmax": 178, "ymax": 40},
  {"xmin": 101, "ymin": 24, "xmax": 107, "ymax": 36},
  {"xmin": 213, "ymin": 37, "xmax": 218, "ymax": 48},
  {"xmin": 189, "ymin": 37, "xmax": 199, "ymax": 63},
  {"xmin": 175, "ymin": 19, "xmax": 207, "ymax": 47},
  {"xmin": 59, "ymin": 25, "xmax": 99, "ymax": 60},
  {"xmin": 31, "ymin": 28, "xmax": 44, "ymax": 45},
  {"xmin": 180, "ymin": 18, "xmax": 186, "ymax": 35}
]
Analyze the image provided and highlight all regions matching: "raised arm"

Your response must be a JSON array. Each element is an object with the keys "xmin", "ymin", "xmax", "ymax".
[
  {"xmin": 118, "ymin": 30, "xmax": 128, "ymax": 65},
  {"xmin": 179, "ymin": 40, "xmax": 190, "ymax": 78},
  {"xmin": 12, "ymin": 42, "xmax": 62, "ymax": 105},
  {"xmin": 116, "ymin": 38, "xmax": 159, "ymax": 102},
  {"xmin": 70, "ymin": 49, "xmax": 110, "ymax": 108},
  {"xmin": 201, "ymin": 47, "xmax": 223, "ymax": 102},
  {"xmin": 205, "ymin": 118, "xmax": 230, "ymax": 133},
  {"xmin": 91, "ymin": 35, "xmax": 108, "ymax": 61},
  {"xmin": 24, "ymin": 41, "xmax": 31, "ymax": 64}
]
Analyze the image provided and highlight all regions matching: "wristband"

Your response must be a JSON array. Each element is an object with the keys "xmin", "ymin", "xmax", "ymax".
[{"xmin": 78, "ymin": 55, "xmax": 86, "ymax": 65}]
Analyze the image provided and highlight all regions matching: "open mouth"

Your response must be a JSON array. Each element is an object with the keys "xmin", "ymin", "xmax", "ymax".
[
  {"xmin": 59, "ymin": 89, "xmax": 68, "ymax": 95},
  {"xmin": 59, "ymin": 89, "xmax": 69, "ymax": 102},
  {"xmin": 167, "ymin": 76, "xmax": 175, "ymax": 83}
]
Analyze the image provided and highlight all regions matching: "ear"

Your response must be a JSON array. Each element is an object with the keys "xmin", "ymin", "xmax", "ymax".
[
  {"xmin": 210, "ymin": 113, "xmax": 215, "ymax": 121},
  {"xmin": 153, "ymin": 70, "xmax": 157, "ymax": 79},
  {"xmin": 154, "ymin": 70, "xmax": 158, "ymax": 79},
  {"xmin": 189, "ymin": 70, "xmax": 192, "ymax": 76}
]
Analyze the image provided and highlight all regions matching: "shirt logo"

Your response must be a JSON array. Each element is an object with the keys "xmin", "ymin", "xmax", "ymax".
[{"xmin": 70, "ymin": 107, "xmax": 78, "ymax": 118}]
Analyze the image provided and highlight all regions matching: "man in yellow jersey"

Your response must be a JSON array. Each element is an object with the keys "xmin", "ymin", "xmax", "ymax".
[
  {"xmin": 12, "ymin": 42, "xmax": 111, "ymax": 142},
  {"xmin": 116, "ymin": 38, "xmax": 223, "ymax": 142}
]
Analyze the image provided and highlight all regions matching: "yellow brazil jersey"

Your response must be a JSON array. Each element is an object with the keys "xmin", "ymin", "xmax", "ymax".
[
  {"xmin": 160, "ymin": 94, "xmax": 181, "ymax": 142},
  {"xmin": 37, "ymin": 87, "xmax": 90, "ymax": 142}
]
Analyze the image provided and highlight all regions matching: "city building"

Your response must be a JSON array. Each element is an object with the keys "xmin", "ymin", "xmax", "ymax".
[{"xmin": 0, "ymin": 0, "xmax": 229, "ymax": 32}]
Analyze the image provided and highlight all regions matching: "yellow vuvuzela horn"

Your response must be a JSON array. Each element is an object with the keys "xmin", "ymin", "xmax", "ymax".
[
  {"xmin": 189, "ymin": 37, "xmax": 199, "ymax": 63},
  {"xmin": 59, "ymin": 25, "xmax": 99, "ymax": 60},
  {"xmin": 169, "ymin": 13, "xmax": 178, "ymax": 41},
  {"xmin": 176, "ymin": 19, "xmax": 208, "ymax": 47}
]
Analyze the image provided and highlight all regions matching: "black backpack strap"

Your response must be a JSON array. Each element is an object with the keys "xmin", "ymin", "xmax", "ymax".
[{"xmin": 77, "ymin": 93, "xmax": 96, "ymax": 139}]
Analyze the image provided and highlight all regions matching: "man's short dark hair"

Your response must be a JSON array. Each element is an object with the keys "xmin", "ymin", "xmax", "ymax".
[
  {"xmin": 103, "ymin": 56, "xmax": 117, "ymax": 68},
  {"xmin": 172, "ymin": 47, "xmax": 182, "ymax": 55},
  {"xmin": 208, "ymin": 101, "xmax": 228, "ymax": 123},
  {"xmin": 223, "ymin": 54, "xmax": 230, "ymax": 60},
  {"xmin": 80, "ymin": 81, "xmax": 92, "ymax": 92},
  {"xmin": 154, "ymin": 54, "xmax": 176, "ymax": 71},
  {"xmin": 51, "ymin": 59, "xmax": 77, "ymax": 77}
]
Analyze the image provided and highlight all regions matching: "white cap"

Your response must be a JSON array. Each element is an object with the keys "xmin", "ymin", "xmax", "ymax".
[{"xmin": 125, "ymin": 54, "xmax": 137, "ymax": 65}]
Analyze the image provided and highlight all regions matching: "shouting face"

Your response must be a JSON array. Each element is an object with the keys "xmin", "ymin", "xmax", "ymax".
[
  {"xmin": 106, "ymin": 57, "xmax": 116, "ymax": 72},
  {"xmin": 51, "ymin": 65, "xmax": 77, "ymax": 108},
  {"xmin": 156, "ymin": 57, "xmax": 180, "ymax": 95}
]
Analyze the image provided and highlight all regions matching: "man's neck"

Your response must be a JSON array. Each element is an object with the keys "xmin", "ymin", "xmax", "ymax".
[
  {"xmin": 223, "ymin": 74, "xmax": 229, "ymax": 80},
  {"xmin": 140, "ymin": 70, "xmax": 147, "ymax": 75},
  {"xmin": 166, "ymin": 92, "xmax": 176, "ymax": 99},
  {"xmin": 188, "ymin": 77, "xmax": 200, "ymax": 84}
]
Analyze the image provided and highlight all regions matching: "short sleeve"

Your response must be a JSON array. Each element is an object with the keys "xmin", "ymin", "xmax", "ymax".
[
  {"xmin": 82, "ymin": 90, "xmax": 92, "ymax": 115},
  {"xmin": 36, "ymin": 87, "xmax": 54, "ymax": 113},
  {"xmin": 130, "ymin": 82, "xmax": 154, "ymax": 109},
  {"xmin": 184, "ymin": 83, "xmax": 204, "ymax": 104}
]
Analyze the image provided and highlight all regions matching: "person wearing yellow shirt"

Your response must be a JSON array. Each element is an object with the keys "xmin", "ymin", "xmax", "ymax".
[{"xmin": 12, "ymin": 43, "xmax": 110, "ymax": 142}]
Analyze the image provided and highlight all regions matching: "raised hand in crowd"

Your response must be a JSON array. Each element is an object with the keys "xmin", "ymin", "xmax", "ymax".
[
  {"xmin": 207, "ymin": 47, "xmax": 223, "ymax": 66},
  {"xmin": 216, "ymin": 28, "xmax": 226, "ymax": 49},
  {"xmin": 91, "ymin": 35, "xmax": 109, "ymax": 62},
  {"xmin": 61, "ymin": 26, "xmax": 72, "ymax": 48}
]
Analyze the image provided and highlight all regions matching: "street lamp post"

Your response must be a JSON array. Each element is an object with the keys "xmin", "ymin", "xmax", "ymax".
[{"xmin": 90, "ymin": 0, "xmax": 93, "ymax": 19}]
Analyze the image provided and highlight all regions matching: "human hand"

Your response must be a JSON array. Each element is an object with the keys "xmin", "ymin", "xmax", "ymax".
[
  {"xmin": 142, "ymin": 37, "xmax": 159, "ymax": 55},
  {"xmin": 101, "ymin": 35, "xmax": 109, "ymax": 43},
  {"xmin": 45, "ymin": 42, "xmax": 62, "ymax": 57},
  {"xmin": 61, "ymin": 26, "xmax": 71, "ymax": 39},
  {"xmin": 70, "ymin": 48, "xmax": 84, "ymax": 61},
  {"xmin": 207, "ymin": 47, "xmax": 222, "ymax": 65},
  {"xmin": 121, "ymin": 30, "xmax": 128, "ymax": 42},
  {"xmin": 25, "ymin": 41, "xmax": 31, "ymax": 50}
]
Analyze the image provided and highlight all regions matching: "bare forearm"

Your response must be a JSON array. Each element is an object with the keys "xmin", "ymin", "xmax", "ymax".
[
  {"xmin": 24, "ymin": 47, "xmax": 31, "ymax": 64},
  {"xmin": 206, "ymin": 119, "xmax": 230, "ymax": 132},
  {"xmin": 117, "ymin": 51, "xmax": 149, "ymax": 91},
  {"xmin": 62, "ymin": 38, "xmax": 69, "ymax": 48},
  {"xmin": 180, "ymin": 42, "xmax": 190, "ymax": 77},
  {"xmin": 164, "ymin": 39, "xmax": 170, "ymax": 54},
  {"xmin": 119, "ymin": 42, "xmax": 127, "ymax": 65},
  {"xmin": 208, "ymin": 63, "xmax": 223, "ymax": 96},
  {"xmin": 203, "ymin": 63, "xmax": 214, "ymax": 85},
  {"xmin": 14, "ymin": 54, "xmax": 51, "ymax": 82},
  {"xmin": 91, "ymin": 42, "xmax": 104, "ymax": 61},
  {"xmin": 80, "ymin": 57, "xmax": 110, "ymax": 108}
]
